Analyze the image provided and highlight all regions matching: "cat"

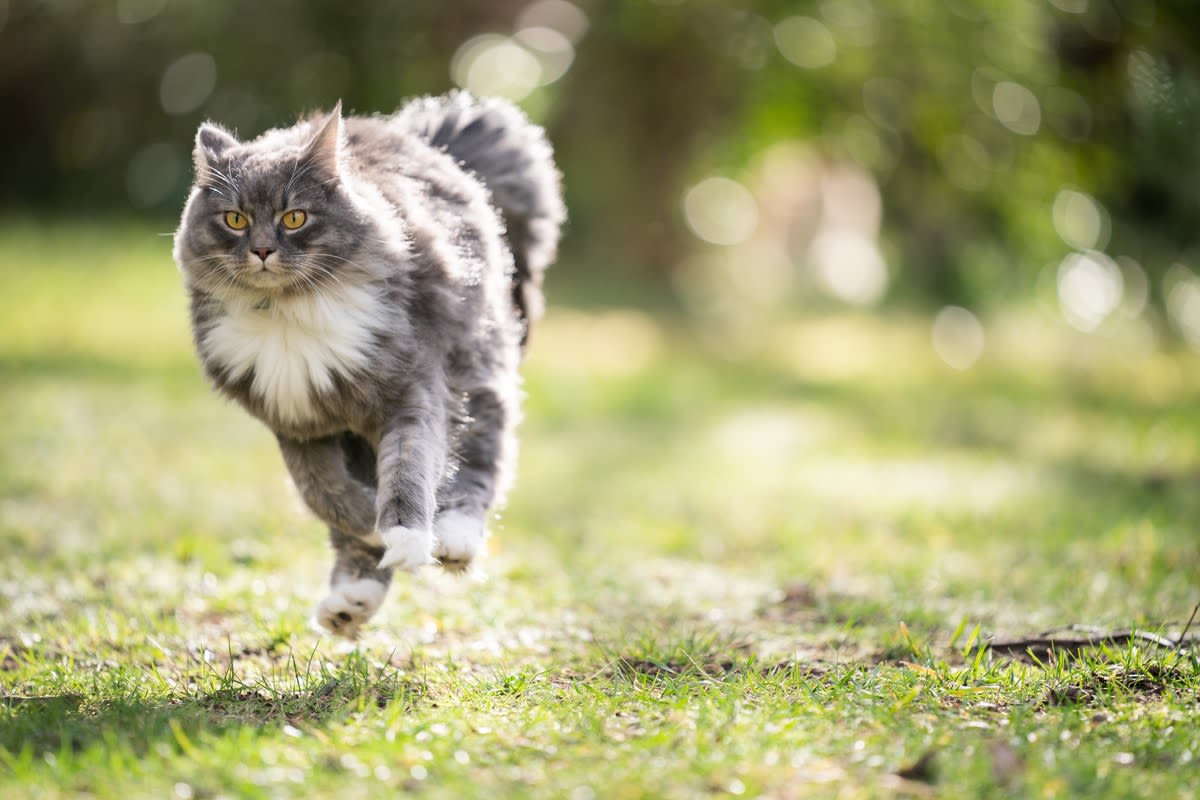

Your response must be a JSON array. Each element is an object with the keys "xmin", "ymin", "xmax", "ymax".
[{"xmin": 173, "ymin": 91, "xmax": 564, "ymax": 638}]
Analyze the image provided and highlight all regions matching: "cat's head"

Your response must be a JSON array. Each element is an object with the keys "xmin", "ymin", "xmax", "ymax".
[{"xmin": 174, "ymin": 102, "xmax": 373, "ymax": 296}]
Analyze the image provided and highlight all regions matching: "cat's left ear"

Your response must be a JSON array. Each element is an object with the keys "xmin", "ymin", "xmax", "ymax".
[{"xmin": 302, "ymin": 101, "xmax": 345, "ymax": 175}]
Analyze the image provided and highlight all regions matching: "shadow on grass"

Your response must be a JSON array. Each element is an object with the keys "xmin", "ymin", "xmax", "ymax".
[{"xmin": 0, "ymin": 653, "xmax": 425, "ymax": 761}]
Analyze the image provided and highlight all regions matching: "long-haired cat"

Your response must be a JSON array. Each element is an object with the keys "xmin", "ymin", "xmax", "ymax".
[{"xmin": 173, "ymin": 92, "xmax": 564, "ymax": 637}]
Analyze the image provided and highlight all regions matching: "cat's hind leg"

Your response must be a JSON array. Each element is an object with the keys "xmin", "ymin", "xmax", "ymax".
[{"xmin": 315, "ymin": 528, "xmax": 393, "ymax": 638}]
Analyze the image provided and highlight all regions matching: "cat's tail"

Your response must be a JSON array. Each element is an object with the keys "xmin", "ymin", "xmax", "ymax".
[{"xmin": 396, "ymin": 91, "xmax": 565, "ymax": 346}]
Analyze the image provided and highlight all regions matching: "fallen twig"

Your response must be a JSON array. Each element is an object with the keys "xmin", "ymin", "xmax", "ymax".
[
  {"xmin": 979, "ymin": 628, "xmax": 1198, "ymax": 660},
  {"xmin": 1176, "ymin": 602, "xmax": 1200, "ymax": 650}
]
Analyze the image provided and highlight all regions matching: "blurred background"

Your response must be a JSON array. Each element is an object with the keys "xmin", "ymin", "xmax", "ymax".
[{"xmin": 3, "ymin": 0, "xmax": 1200, "ymax": 358}]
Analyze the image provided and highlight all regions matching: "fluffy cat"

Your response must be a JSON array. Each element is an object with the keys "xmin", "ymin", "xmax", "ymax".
[{"xmin": 173, "ymin": 92, "xmax": 564, "ymax": 637}]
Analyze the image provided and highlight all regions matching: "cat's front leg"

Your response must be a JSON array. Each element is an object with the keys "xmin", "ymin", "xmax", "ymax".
[
  {"xmin": 375, "ymin": 388, "xmax": 447, "ymax": 572},
  {"xmin": 433, "ymin": 386, "xmax": 514, "ymax": 571},
  {"xmin": 277, "ymin": 434, "xmax": 378, "ymax": 542}
]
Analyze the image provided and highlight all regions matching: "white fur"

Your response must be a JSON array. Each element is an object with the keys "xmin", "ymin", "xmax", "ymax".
[
  {"xmin": 315, "ymin": 577, "xmax": 386, "ymax": 638},
  {"xmin": 378, "ymin": 525, "xmax": 434, "ymax": 571},
  {"xmin": 203, "ymin": 284, "xmax": 384, "ymax": 424},
  {"xmin": 433, "ymin": 510, "xmax": 487, "ymax": 569}
]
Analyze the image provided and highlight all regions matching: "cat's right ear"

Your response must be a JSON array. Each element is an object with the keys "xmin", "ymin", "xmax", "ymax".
[
  {"xmin": 193, "ymin": 123, "xmax": 239, "ymax": 172},
  {"xmin": 301, "ymin": 101, "xmax": 344, "ymax": 176}
]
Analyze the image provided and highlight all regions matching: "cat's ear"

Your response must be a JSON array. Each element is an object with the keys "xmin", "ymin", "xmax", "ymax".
[
  {"xmin": 302, "ymin": 101, "xmax": 344, "ymax": 175},
  {"xmin": 193, "ymin": 123, "xmax": 239, "ymax": 172}
]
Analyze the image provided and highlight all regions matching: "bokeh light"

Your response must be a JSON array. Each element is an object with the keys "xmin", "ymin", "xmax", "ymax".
[
  {"xmin": 452, "ymin": 35, "xmax": 543, "ymax": 102},
  {"xmin": 819, "ymin": 167, "xmax": 881, "ymax": 237},
  {"xmin": 1127, "ymin": 50, "xmax": 1174, "ymax": 114},
  {"xmin": 159, "ymin": 52, "xmax": 217, "ymax": 115},
  {"xmin": 682, "ymin": 177, "xmax": 758, "ymax": 247},
  {"xmin": 773, "ymin": 17, "xmax": 836, "ymax": 70},
  {"xmin": 808, "ymin": 229, "xmax": 887, "ymax": 307},
  {"xmin": 992, "ymin": 81, "xmax": 1041, "ymax": 136},
  {"xmin": 1052, "ymin": 189, "xmax": 1109, "ymax": 251},
  {"xmin": 1057, "ymin": 250, "xmax": 1124, "ymax": 332},
  {"xmin": 450, "ymin": 1, "xmax": 584, "ymax": 102},
  {"xmin": 1116, "ymin": 256, "xmax": 1149, "ymax": 318},
  {"xmin": 514, "ymin": 27, "xmax": 575, "ymax": 86},
  {"xmin": 931, "ymin": 306, "xmax": 985, "ymax": 370},
  {"xmin": 1165, "ymin": 265, "xmax": 1200, "ymax": 350},
  {"xmin": 821, "ymin": 0, "xmax": 876, "ymax": 46},
  {"xmin": 516, "ymin": 0, "xmax": 589, "ymax": 43}
]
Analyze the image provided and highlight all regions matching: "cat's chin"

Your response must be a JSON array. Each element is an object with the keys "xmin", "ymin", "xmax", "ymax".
[
  {"xmin": 186, "ymin": 268, "xmax": 298, "ymax": 298},
  {"xmin": 219, "ymin": 272, "xmax": 316, "ymax": 300},
  {"xmin": 237, "ymin": 269, "xmax": 298, "ymax": 292}
]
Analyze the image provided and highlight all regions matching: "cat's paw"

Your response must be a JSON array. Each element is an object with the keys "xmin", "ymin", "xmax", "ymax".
[
  {"xmin": 433, "ymin": 510, "xmax": 488, "ymax": 573},
  {"xmin": 315, "ymin": 578, "xmax": 387, "ymax": 639},
  {"xmin": 377, "ymin": 525, "xmax": 435, "ymax": 572}
]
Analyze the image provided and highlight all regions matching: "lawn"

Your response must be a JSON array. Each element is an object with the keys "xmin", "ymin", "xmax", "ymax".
[{"xmin": 2, "ymin": 221, "xmax": 1198, "ymax": 799}]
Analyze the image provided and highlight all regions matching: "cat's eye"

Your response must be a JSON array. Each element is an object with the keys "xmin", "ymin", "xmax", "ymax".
[
  {"xmin": 224, "ymin": 211, "xmax": 248, "ymax": 230},
  {"xmin": 281, "ymin": 209, "xmax": 307, "ymax": 230}
]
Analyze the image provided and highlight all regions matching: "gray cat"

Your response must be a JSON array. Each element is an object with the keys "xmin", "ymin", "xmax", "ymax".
[{"xmin": 173, "ymin": 92, "xmax": 564, "ymax": 637}]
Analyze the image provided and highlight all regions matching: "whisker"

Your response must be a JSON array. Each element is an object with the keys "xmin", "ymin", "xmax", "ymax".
[
  {"xmin": 201, "ymin": 172, "xmax": 236, "ymax": 194},
  {"xmin": 284, "ymin": 155, "xmax": 304, "ymax": 196},
  {"xmin": 285, "ymin": 159, "xmax": 322, "ymax": 197},
  {"xmin": 200, "ymin": 166, "xmax": 241, "ymax": 201},
  {"xmin": 299, "ymin": 262, "xmax": 349, "ymax": 292}
]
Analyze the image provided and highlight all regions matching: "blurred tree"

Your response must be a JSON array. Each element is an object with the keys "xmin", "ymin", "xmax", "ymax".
[
  {"xmin": 2, "ymin": 0, "xmax": 1199, "ymax": 329},
  {"xmin": 552, "ymin": 0, "xmax": 741, "ymax": 274}
]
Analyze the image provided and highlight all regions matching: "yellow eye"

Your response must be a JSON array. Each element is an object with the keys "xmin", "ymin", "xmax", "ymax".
[
  {"xmin": 281, "ymin": 209, "xmax": 307, "ymax": 230},
  {"xmin": 224, "ymin": 211, "xmax": 248, "ymax": 230}
]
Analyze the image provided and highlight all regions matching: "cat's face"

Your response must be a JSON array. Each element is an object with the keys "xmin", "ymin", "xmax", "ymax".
[{"xmin": 174, "ymin": 107, "xmax": 369, "ymax": 297}]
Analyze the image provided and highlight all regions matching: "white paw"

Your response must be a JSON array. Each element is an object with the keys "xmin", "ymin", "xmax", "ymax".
[
  {"xmin": 433, "ymin": 511, "xmax": 487, "ymax": 572},
  {"xmin": 315, "ymin": 578, "xmax": 387, "ymax": 639},
  {"xmin": 377, "ymin": 525, "xmax": 435, "ymax": 572}
]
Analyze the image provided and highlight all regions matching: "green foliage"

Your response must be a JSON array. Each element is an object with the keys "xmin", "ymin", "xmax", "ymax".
[{"xmin": 4, "ymin": 1, "xmax": 1200, "ymax": 321}]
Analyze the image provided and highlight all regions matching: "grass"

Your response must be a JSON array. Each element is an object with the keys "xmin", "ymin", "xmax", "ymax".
[{"xmin": 2, "ymin": 219, "xmax": 1199, "ymax": 799}]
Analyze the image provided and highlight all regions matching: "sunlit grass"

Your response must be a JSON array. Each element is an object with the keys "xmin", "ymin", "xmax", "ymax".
[{"xmin": 2, "ymin": 221, "xmax": 1199, "ymax": 798}]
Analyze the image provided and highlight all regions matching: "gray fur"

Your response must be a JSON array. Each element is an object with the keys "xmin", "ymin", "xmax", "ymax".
[
  {"xmin": 173, "ymin": 92, "xmax": 563, "ymax": 636},
  {"xmin": 395, "ymin": 93, "xmax": 566, "ymax": 342}
]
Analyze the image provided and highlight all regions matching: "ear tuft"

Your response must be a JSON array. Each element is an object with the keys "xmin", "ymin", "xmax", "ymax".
[
  {"xmin": 302, "ymin": 101, "xmax": 344, "ymax": 175},
  {"xmin": 194, "ymin": 123, "xmax": 239, "ymax": 172}
]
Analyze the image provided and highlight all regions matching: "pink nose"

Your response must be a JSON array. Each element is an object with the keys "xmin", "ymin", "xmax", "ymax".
[{"xmin": 253, "ymin": 247, "xmax": 275, "ymax": 262}]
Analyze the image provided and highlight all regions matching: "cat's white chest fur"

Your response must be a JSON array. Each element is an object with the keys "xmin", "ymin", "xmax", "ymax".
[{"xmin": 203, "ymin": 285, "xmax": 383, "ymax": 424}]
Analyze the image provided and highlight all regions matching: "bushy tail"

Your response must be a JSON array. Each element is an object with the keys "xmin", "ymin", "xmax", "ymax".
[{"xmin": 397, "ymin": 91, "xmax": 565, "ymax": 346}]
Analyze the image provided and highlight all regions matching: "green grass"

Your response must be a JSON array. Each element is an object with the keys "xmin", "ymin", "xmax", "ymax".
[{"xmin": 2, "ymin": 220, "xmax": 1199, "ymax": 799}]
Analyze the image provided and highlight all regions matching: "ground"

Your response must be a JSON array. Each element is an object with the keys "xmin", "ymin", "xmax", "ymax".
[{"xmin": 1, "ymin": 222, "xmax": 1198, "ymax": 799}]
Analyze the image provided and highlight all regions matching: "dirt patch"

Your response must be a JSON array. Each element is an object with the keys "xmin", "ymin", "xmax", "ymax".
[
  {"xmin": 609, "ymin": 653, "xmax": 831, "ymax": 683},
  {"xmin": 612, "ymin": 655, "xmax": 737, "ymax": 680},
  {"xmin": 1041, "ymin": 663, "xmax": 1196, "ymax": 707}
]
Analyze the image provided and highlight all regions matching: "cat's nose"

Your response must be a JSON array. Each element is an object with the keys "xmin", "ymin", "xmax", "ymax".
[{"xmin": 253, "ymin": 247, "xmax": 275, "ymax": 262}]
